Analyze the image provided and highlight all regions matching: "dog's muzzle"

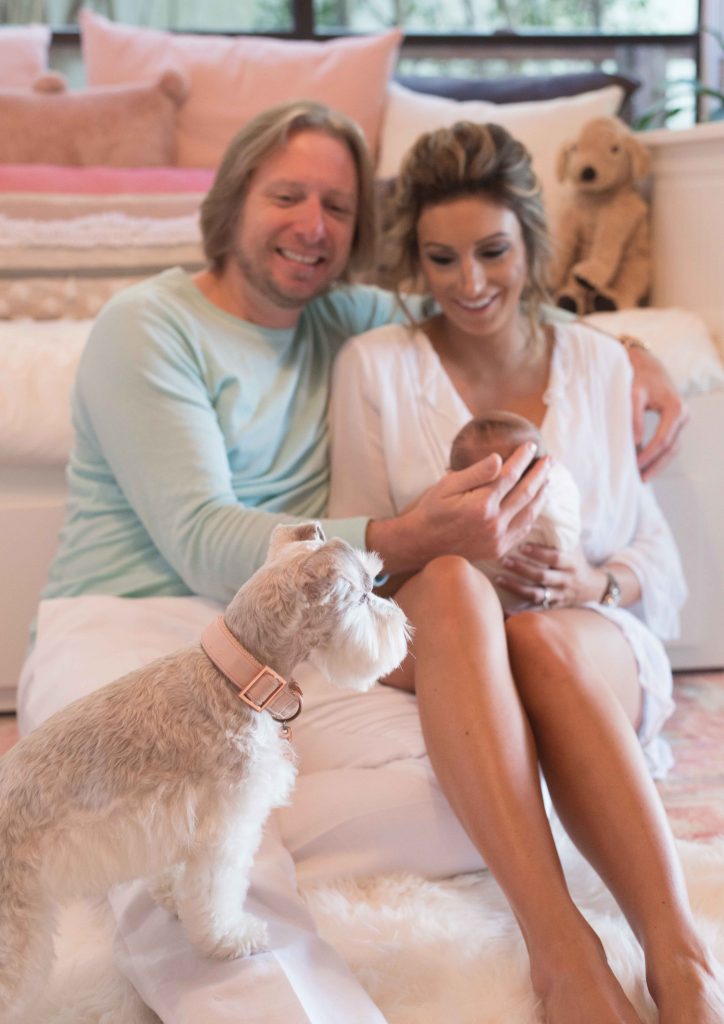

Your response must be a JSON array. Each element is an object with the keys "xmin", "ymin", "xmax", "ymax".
[{"xmin": 201, "ymin": 616, "xmax": 303, "ymax": 737}]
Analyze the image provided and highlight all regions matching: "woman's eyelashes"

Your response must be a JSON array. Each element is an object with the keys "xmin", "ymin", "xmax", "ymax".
[
  {"xmin": 424, "ymin": 245, "xmax": 511, "ymax": 267},
  {"xmin": 426, "ymin": 252, "xmax": 455, "ymax": 266}
]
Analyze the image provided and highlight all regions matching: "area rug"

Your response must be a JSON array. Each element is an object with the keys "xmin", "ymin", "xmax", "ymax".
[
  {"xmin": 657, "ymin": 673, "xmax": 724, "ymax": 841},
  {"xmin": 8, "ymin": 672, "xmax": 724, "ymax": 1022},
  {"xmin": 15, "ymin": 831, "xmax": 724, "ymax": 1024}
]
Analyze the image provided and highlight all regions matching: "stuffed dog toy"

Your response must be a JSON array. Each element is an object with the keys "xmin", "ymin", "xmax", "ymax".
[
  {"xmin": 551, "ymin": 116, "xmax": 652, "ymax": 314},
  {"xmin": 0, "ymin": 522, "xmax": 409, "ymax": 1017}
]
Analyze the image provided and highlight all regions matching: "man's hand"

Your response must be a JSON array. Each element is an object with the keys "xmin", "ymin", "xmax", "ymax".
[
  {"xmin": 366, "ymin": 442, "xmax": 550, "ymax": 575},
  {"xmin": 629, "ymin": 346, "xmax": 689, "ymax": 480}
]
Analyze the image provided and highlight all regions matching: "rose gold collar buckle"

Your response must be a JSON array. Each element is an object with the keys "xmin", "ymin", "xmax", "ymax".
[
  {"xmin": 237, "ymin": 668, "xmax": 287, "ymax": 712},
  {"xmin": 200, "ymin": 616, "xmax": 303, "ymax": 736}
]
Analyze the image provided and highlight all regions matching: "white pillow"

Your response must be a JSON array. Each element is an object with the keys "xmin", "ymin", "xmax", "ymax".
[
  {"xmin": 0, "ymin": 319, "xmax": 92, "ymax": 466},
  {"xmin": 377, "ymin": 82, "xmax": 624, "ymax": 230},
  {"xmin": 583, "ymin": 308, "xmax": 724, "ymax": 397}
]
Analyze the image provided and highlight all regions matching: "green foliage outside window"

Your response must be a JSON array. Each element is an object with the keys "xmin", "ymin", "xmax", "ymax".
[
  {"xmin": 0, "ymin": 0, "xmax": 698, "ymax": 33},
  {"xmin": 312, "ymin": 0, "xmax": 696, "ymax": 34}
]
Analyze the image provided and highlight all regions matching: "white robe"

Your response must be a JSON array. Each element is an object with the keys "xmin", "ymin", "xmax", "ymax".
[{"xmin": 329, "ymin": 320, "xmax": 688, "ymax": 778}]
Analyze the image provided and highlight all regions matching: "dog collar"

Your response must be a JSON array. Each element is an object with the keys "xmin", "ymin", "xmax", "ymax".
[{"xmin": 200, "ymin": 616, "xmax": 303, "ymax": 737}]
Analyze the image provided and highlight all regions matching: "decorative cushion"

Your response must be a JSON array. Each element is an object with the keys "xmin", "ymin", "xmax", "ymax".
[
  {"xmin": 0, "ymin": 319, "xmax": 92, "ymax": 466},
  {"xmin": 80, "ymin": 10, "xmax": 402, "ymax": 167},
  {"xmin": 377, "ymin": 81, "xmax": 625, "ymax": 230},
  {"xmin": 0, "ymin": 24, "xmax": 49, "ymax": 86},
  {"xmin": 0, "ymin": 70, "xmax": 188, "ymax": 167},
  {"xmin": 395, "ymin": 70, "xmax": 639, "ymax": 106},
  {"xmin": 0, "ymin": 166, "xmax": 212, "ymax": 319},
  {"xmin": 582, "ymin": 308, "xmax": 724, "ymax": 397}
]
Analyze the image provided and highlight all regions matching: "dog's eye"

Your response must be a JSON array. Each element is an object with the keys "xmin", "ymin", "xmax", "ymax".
[{"xmin": 611, "ymin": 144, "xmax": 620, "ymax": 153}]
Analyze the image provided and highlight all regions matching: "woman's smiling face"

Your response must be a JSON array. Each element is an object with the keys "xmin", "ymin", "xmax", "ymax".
[{"xmin": 416, "ymin": 196, "xmax": 528, "ymax": 341}]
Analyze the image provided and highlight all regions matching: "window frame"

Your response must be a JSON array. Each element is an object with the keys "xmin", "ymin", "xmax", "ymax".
[
  {"xmin": 47, "ymin": 0, "xmax": 704, "ymax": 122},
  {"xmin": 48, "ymin": 0, "xmax": 702, "ymax": 46}
]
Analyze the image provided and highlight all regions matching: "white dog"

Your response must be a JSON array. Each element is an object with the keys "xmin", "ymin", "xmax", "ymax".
[{"xmin": 0, "ymin": 522, "xmax": 409, "ymax": 1017}]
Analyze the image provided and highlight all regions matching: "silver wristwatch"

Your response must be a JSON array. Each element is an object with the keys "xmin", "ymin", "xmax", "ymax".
[{"xmin": 600, "ymin": 571, "xmax": 621, "ymax": 608}]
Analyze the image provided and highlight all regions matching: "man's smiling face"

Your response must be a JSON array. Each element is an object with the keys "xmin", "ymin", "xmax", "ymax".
[{"xmin": 228, "ymin": 129, "xmax": 359, "ymax": 328}]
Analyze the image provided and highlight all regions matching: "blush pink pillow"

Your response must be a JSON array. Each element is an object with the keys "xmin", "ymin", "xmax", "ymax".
[
  {"xmin": 0, "ymin": 24, "xmax": 50, "ymax": 86},
  {"xmin": 81, "ymin": 10, "xmax": 402, "ymax": 167}
]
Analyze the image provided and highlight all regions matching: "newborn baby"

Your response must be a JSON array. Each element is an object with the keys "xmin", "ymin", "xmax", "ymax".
[{"xmin": 450, "ymin": 411, "xmax": 581, "ymax": 613}]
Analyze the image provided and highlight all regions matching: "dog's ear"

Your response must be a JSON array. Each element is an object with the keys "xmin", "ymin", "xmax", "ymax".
[
  {"xmin": 267, "ymin": 521, "xmax": 326, "ymax": 561},
  {"xmin": 556, "ymin": 142, "xmax": 574, "ymax": 183},
  {"xmin": 625, "ymin": 133, "xmax": 651, "ymax": 181},
  {"xmin": 297, "ymin": 539, "xmax": 363, "ymax": 604},
  {"xmin": 297, "ymin": 545, "xmax": 341, "ymax": 603}
]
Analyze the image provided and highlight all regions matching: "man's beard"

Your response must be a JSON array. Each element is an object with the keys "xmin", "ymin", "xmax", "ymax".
[{"xmin": 232, "ymin": 244, "xmax": 334, "ymax": 311}]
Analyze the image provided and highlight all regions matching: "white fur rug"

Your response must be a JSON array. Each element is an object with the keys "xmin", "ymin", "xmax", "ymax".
[{"xmin": 16, "ymin": 834, "xmax": 724, "ymax": 1024}]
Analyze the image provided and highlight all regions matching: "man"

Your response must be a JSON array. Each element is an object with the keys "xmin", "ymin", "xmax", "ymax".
[{"xmin": 21, "ymin": 101, "xmax": 688, "ymax": 1022}]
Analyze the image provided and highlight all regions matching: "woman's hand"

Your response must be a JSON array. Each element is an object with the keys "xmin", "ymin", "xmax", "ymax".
[
  {"xmin": 494, "ymin": 543, "xmax": 607, "ymax": 610},
  {"xmin": 628, "ymin": 346, "xmax": 689, "ymax": 481}
]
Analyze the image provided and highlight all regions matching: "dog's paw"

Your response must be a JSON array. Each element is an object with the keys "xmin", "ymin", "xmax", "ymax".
[
  {"xmin": 200, "ymin": 913, "xmax": 269, "ymax": 960},
  {"xmin": 592, "ymin": 292, "xmax": 618, "ymax": 312},
  {"xmin": 572, "ymin": 258, "xmax": 610, "ymax": 293},
  {"xmin": 556, "ymin": 292, "xmax": 579, "ymax": 314}
]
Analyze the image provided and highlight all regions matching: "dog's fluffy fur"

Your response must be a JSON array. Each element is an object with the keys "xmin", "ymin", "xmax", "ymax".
[{"xmin": 0, "ymin": 522, "xmax": 409, "ymax": 1016}]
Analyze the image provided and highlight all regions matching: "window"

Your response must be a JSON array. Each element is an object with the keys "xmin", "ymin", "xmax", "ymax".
[{"xmin": 1, "ymin": 0, "xmax": 707, "ymax": 126}]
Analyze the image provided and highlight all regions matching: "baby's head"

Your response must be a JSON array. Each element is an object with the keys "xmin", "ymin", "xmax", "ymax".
[{"xmin": 450, "ymin": 411, "xmax": 546, "ymax": 471}]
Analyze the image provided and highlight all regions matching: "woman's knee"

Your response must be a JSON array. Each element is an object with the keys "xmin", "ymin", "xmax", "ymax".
[
  {"xmin": 506, "ymin": 609, "xmax": 643, "ymax": 730},
  {"xmin": 389, "ymin": 559, "xmax": 505, "ymax": 683},
  {"xmin": 505, "ymin": 611, "xmax": 592, "ymax": 707},
  {"xmin": 415, "ymin": 556, "xmax": 501, "ymax": 616},
  {"xmin": 505, "ymin": 609, "xmax": 575, "ymax": 663}
]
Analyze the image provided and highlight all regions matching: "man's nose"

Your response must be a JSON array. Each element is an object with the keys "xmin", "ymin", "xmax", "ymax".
[{"xmin": 296, "ymin": 195, "xmax": 326, "ymax": 242}]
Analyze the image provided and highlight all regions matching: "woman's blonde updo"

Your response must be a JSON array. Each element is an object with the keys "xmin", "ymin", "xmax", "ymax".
[{"xmin": 388, "ymin": 121, "xmax": 551, "ymax": 325}]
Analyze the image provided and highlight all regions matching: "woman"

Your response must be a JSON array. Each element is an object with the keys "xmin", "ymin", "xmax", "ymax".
[{"xmin": 329, "ymin": 121, "xmax": 724, "ymax": 1024}]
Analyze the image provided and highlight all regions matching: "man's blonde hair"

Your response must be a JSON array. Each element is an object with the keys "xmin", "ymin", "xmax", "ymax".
[{"xmin": 200, "ymin": 101, "xmax": 377, "ymax": 281}]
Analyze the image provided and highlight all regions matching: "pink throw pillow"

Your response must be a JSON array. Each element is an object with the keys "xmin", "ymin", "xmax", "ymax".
[
  {"xmin": 0, "ymin": 24, "xmax": 50, "ymax": 86},
  {"xmin": 80, "ymin": 10, "xmax": 402, "ymax": 167},
  {"xmin": 0, "ymin": 71, "xmax": 187, "ymax": 167}
]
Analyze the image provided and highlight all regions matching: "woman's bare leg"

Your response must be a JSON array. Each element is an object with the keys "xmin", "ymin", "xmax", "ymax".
[
  {"xmin": 386, "ymin": 557, "xmax": 643, "ymax": 1023},
  {"xmin": 506, "ymin": 607, "xmax": 724, "ymax": 1024}
]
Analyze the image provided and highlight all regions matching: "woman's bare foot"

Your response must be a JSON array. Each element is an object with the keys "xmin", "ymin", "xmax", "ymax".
[
  {"xmin": 530, "ymin": 930, "xmax": 644, "ymax": 1024},
  {"xmin": 649, "ymin": 947, "xmax": 724, "ymax": 1024}
]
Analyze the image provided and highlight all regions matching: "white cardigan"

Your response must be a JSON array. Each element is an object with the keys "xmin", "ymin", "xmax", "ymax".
[{"xmin": 328, "ymin": 321, "xmax": 688, "ymax": 777}]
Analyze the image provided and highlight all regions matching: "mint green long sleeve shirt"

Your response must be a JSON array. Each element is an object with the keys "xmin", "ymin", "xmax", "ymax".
[{"xmin": 44, "ymin": 268, "xmax": 404, "ymax": 604}]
